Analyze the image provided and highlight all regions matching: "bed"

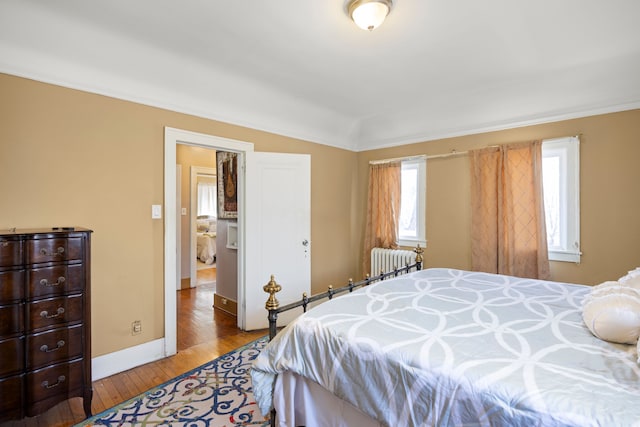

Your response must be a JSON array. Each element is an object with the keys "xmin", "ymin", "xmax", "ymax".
[
  {"xmin": 196, "ymin": 217, "xmax": 216, "ymax": 265},
  {"xmin": 196, "ymin": 232, "xmax": 216, "ymax": 264},
  {"xmin": 251, "ymin": 267, "xmax": 640, "ymax": 426}
]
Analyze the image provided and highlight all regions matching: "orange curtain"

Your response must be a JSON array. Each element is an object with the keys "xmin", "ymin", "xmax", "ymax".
[
  {"xmin": 470, "ymin": 141, "xmax": 550, "ymax": 279},
  {"xmin": 363, "ymin": 162, "xmax": 401, "ymax": 275}
]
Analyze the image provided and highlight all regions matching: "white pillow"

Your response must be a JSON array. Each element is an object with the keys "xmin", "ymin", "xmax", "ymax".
[
  {"xmin": 585, "ymin": 280, "xmax": 622, "ymax": 297},
  {"xmin": 620, "ymin": 268, "xmax": 640, "ymax": 289},
  {"xmin": 196, "ymin": 219, "xmax": 210, "ymax": 232},
  {"xmin": 582, "ymin": 282, "xmax": 640, "ymax": 345}
]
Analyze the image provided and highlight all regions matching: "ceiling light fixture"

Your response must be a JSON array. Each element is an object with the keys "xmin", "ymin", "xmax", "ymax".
[{"xmin": 347, "ymin": 0, "xmax": 393, "ymax": 31}]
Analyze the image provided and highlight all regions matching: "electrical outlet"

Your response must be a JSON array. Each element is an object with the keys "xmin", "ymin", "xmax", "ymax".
[{"xmin": 132, "ymin": 320, "xmax": 142, "ymax": 335}]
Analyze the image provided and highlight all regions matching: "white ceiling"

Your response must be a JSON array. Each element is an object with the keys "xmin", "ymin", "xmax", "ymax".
[{"xmin": 1, "ymin": 0, "xmax": 640, "ymax": 151}]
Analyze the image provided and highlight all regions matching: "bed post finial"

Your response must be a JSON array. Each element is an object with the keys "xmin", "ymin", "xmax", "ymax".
[
  {"xmin": 414, "ymin": 244, "xmax": 424, "ymax": 270},
  {"xmin": 264, "ymin": 275, "xmax": 282, "ymax": 310},
  {"xmin": 265, "ymin": 275, "xmax": 282, "ymax": 341}
]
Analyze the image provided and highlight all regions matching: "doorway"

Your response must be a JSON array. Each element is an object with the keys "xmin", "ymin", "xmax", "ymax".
[
  {"xmin": 164, "ymin": 127, "xmax": 311, "ymax": 356},
  {"xmin": 164, "ymin": 128, "xmax": 253, "ymax": 357},
  {"xmin": 189, "ymin": 165, "xmax": 217, "ymax": 289}
]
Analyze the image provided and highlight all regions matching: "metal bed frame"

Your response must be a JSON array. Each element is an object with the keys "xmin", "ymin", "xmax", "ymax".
[{"xmin": 260, "ymin": 245, "xmax": 423, "ymax": 426}]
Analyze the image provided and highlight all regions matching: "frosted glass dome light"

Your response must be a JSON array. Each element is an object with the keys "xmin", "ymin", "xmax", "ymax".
[{"xmin": 348, "ymin": 0, "xmax": 393, "ymax": 31}]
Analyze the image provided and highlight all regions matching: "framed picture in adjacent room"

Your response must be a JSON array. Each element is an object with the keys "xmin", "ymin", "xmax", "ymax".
[{"xmin": 217, "ymin": 151, "xmax": 238, "ymax": 219}]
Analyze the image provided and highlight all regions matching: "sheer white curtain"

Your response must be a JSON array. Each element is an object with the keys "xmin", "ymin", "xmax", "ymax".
[{"xmin": 197, "ymin": 182, "xmax": 217, "ymax": 217}]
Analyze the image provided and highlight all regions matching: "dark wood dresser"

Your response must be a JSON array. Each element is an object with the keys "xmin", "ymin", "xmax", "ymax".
[{"xmin": 0, "ymin": 227, "xmax": 92, "ymax": 421}]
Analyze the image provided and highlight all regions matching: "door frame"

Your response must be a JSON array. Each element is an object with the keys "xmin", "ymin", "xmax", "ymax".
[
  {"xmin": 164, "ymin": 127, "xmax": 253, "ymax": 357},
  {"xmin": 176, "ymin": 164, "xmax": 182, "ymax": 291}
]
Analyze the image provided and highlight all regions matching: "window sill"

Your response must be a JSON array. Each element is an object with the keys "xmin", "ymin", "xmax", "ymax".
[
  {"xmin": 549, "ymin": 250, "xmax": 581, "ymax": 263},
  {"xmin": 398, "ymin": 239, "xmax": 427, "ymax": 249}
]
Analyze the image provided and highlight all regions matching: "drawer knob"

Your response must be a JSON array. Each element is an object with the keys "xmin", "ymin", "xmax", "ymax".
[
  {"xmin": 40, "ymin": 247, "xmax": 65, "ymax": 257},
  {"xmin": 42, "ymin": 375, "xmax": 66, "ymax": 389},
  {"xmin": 0, "ymin": 240, "xmax": 8, "ymax": 247},
  {"xmin": 40, "ymin": 277, "xmax": 66, "ymax": 287},
  {"xmin": 40, "ymin": 307, "xmax": 65, "ymax": 319},
  {"xmin": 40, "ymin": 340, "xmax": 65, "ymax": 353}
]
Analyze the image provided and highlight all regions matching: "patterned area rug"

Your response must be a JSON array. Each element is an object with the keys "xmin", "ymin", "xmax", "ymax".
[{"xmin": 76, "ymin": 337, "xmax": 270, "ymax": 426}]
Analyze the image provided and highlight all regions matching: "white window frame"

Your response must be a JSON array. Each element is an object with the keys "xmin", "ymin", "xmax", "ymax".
[
  {"xmin": 398, "ymin": 158, "xmax": 427, "ymax": 248},
  {"xmin": 542, "ymin": 136, "xmax": 581, "ymax": 263}
]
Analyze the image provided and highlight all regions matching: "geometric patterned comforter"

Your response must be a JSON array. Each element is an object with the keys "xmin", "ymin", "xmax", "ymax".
[{"xmin": 251, "ymin": 268, "xmax": 640, "ymax": 426}]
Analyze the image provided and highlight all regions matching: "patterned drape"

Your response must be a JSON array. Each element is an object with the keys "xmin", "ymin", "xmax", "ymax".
[
  {"xmin": 470, "ymin": 141, "xmax": 550, "ymax": 279},
  {"xmin": 363, "ymin": 162, "xmax": 401, "ymax": 275}
]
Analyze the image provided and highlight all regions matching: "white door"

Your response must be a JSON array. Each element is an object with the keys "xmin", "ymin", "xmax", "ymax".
[{"xmin": 242, "ymin": 152, "xmax": 311, "ymax": 330}]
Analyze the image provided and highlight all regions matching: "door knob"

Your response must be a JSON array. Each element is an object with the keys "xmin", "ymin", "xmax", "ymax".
[{"xmin": 302, "ymin": 239, "xmax": 309, "ymax": 246}]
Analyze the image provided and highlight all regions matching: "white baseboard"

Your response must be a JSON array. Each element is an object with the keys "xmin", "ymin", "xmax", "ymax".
[{"xmin": 91, "ymin": 338, "xmax": 168, "ymax": 381}]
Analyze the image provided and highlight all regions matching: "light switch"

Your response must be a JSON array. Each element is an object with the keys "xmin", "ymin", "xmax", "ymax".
[
  {"xmin": 151, "ymin": 205, "xmax": 162, "ymax": 219},
  {"xmin": 181, "ymin": 208, "xmax": 187, "ymax": 216}
]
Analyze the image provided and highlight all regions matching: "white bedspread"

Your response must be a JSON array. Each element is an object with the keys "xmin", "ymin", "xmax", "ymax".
[
  {"xmin": 197, "ymin": 232, "xmax": 216, "ymax": 264},
  {"xmin": 251, "ymin": 268, "xmax": 640, "ymax": 426}
]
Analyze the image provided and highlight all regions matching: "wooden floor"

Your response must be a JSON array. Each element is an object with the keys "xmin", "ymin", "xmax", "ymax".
[{"xmin": 2, "ymin": 269, "xmax": 267, "ymax": 427}]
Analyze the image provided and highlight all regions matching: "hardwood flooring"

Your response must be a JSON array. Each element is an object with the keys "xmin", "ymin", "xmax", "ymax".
[{"xmin": 2, "ymin": 269, "xmax": 267, "ymax": 427}]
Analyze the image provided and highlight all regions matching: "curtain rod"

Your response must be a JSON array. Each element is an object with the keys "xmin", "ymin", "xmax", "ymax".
[
  {"xmin": 369, "ymin": 154, "xmax": 427, "ymax": 165},
  {"xmin": 368, "ymin": 150, "xmax": 468, "ymax": 164},
  {"xmin": 368, "ymin": 134, "xmax": 581, "ymax": 165}
]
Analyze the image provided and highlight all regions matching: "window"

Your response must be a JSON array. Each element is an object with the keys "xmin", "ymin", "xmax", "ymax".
[
  {"xmin": 542, "ymin": 136, "xmax": 580, "ymax": 262},
  {"xmin": 398, "ymin": 158, "xmax": 426, "ymax": 247},
  {"xmin": 197, "ymin": 181, "xmax": 217, "ymax": 217}
]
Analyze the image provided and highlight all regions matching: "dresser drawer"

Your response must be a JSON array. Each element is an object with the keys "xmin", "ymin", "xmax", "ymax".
[
  {"xmin": 0, "ymin": 303, "xmax": 23, "ymax": 336},
  {"xmin": 0, "ymin": 228, "xmax": 91, "ymax": 421},
  {"xmin": 25, "ymin": 359, "xmax": 84, "ymax": 417},
  {"xmin": 0, "ymin": 374, "xmax": 24, "ymax": 421},
  {"xmin": 0, "ymin": 238, "xmax": 23, "ymax": 267},
  {"xmin": 26, "ymin": 325, "xmax": 83, "ymax": 370},
  {"xmin": 0, "ymin": 270, "xmax": 24, "ymax": 304},
  {"xmin": 0, "ymin": 336, "xmax": 25, "ymax": 377},
  {"xmin": 27, "ymin": 294, "xmax": 83, "ymax": 332},
  {"xmin": 27, "ymin": 237, "xmax": 82, "ymax": 264},
  {"xmin": 27, "ymin": 264, "xmax": 84, "ymax": 299}
]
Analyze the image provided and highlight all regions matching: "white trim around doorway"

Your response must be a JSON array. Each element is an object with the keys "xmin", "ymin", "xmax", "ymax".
[{"xmin": 164, "ymin": 127, "xmax": 253, "ymax": 357}]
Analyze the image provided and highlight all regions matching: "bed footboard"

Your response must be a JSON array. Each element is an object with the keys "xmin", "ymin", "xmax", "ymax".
[
  {"xmin": 261, "ymin": 246, "xmax": 422, "ymax": 426},
  {"xmin": 263, "ymin": 245, "xmax": 423, "ymax": 341}
]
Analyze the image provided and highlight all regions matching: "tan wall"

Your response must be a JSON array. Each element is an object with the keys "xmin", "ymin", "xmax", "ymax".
[
  {"xmin": 0, "ymin": 73, "xmax": 358, "ymax": 357},
  {"xmin": 4, "ymin": 71, "xmax": 638, "ymax": 360},
  {"xmin": 355, "ymin": 109, "xmax": 640, "ymax": 285}
]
